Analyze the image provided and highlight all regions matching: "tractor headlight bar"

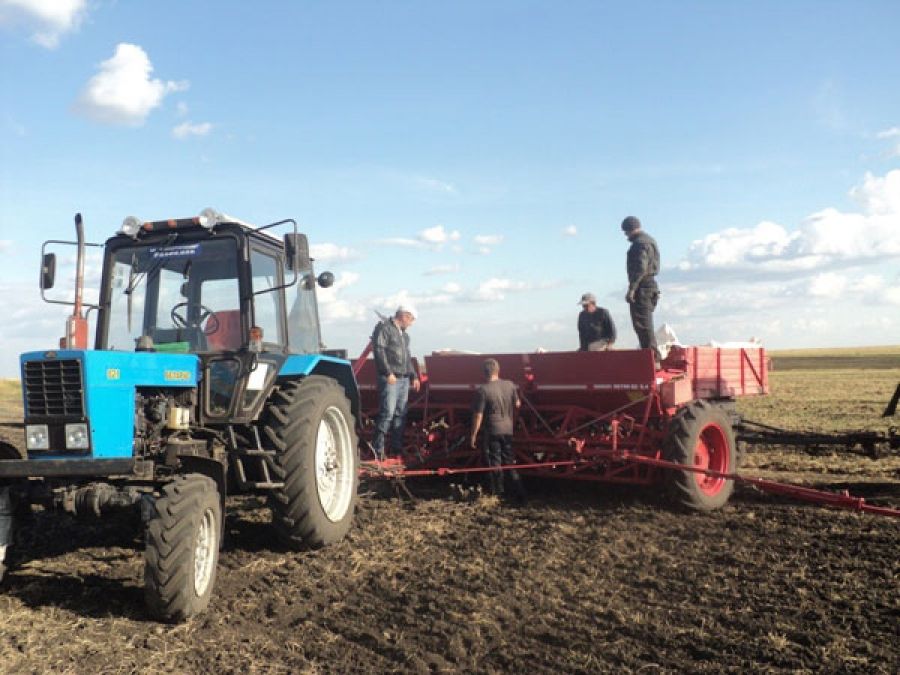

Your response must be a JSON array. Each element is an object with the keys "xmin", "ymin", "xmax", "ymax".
[
  {"xmin": 198, "ymin": 207, "xmax": 222, "ymax": 230},
  {"xmin": 65, "ymin": 423, "xmax": 90, "ymax": 450},
  {"xmin": 119, "ymin": 215, "xmax": 143, "ymax": 238},
  {"xmin": 25, "ymin": 424, "xmax": 50, "ymax": 450}
]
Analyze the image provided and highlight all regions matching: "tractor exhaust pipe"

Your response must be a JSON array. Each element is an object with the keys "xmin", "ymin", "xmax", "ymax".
[{"xmin": 65, "ymin": 212, "xmax": 88, "ymax": 349}]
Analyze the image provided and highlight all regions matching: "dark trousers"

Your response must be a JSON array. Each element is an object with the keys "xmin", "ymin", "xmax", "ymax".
[
  {"xmin": 484, "ymin": 435, "xmax": 525, "ymax": 499},
  {"xmin": 630, "ymin": 285, "xmax": 660, "ymax": 360},
  {"xmin": 0, "ymin": 487, "xmax": 12, "ymax": 548}
]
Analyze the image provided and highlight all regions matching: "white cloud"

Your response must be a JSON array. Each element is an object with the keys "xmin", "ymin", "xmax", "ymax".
[
  {"xmin": 172, "ymin": 121, "xmax": 212, "ymax": 140},
  {"xmin": 176, "ymin": 101, "xmax": 189, "ymax": 117},
  {"xmin": 319, "ymin": 298, "xmax": 367, "ymax": 322},
  {"xmin": 849, "ymin": 274, "xmax": 884, "ymax": 293},
  {"xmin": 420, "ymin": 225, "xmax": 460, "ymax": 245},
  {"xmin": 848, "ymin": 170, "xmax": 900, "ymax": 216},
  {"xmin": 380, "ymin": 224, "xmax": 461, "ymax": 251},
  {"xmin": 563, "ymin": 225, "xmax": 578, "ymax": 237},
  {"xmin": 875, "ymin": 128, "xmax": 900, "ymax": 157},
  {"xmin": 0, "ymin": 0, "xmax": 86, "ymax": 48},
  {"xmin": 317, "ymin": 272, "xmax": 367, "ymax": 322},
  {"xmin": 475, "ymin": 246, "xmax": 492, "ymax": 256},
  {"xmin": 414, "ymin": 176, "xmax": 457, "ymax": 194},
  {"xmin": 74, "ymin": 43, "xmax": 189, "ymax": 126},
  {"xmin": 676, "ymin": 169, "xmax": 900, "ymax": 278},
  {"xmin": 808, "ymin": 272, "xmax": 847, "ymax": 298},
  {"xmin": 380, "ymin": 237, "xmax": 421, "ymax": 248},
  {"xmin": 442, "ymin": 282, "xmax": 462, "ymax": 294},
  {"xmin": 887, "ymin": 285, "xmax": 900, "ymax": 306},
  {"xmin": 533, "ymin": 321, "xmax": 565, "ymax": 334},
  {"xmin": 0, "ymin": 240, "xmax": 12, "ymax": 253},
  {"xmin": 677, "ymin": 220, "xmax": 797, "ymax": 272},
  {"xmin": 423, "ymin": 263, "xmax": 460, "ymax": 276},
  {"xmin": 470, "ymin": 278, "xmax": 530, "ymax": 302},
  {"xmin": 474, "ymin": 234, "xmax": 503, "ymax": 246},
  {"xmin": 309, "ymin": 242, "xmax": 360, "ymax": 263}
]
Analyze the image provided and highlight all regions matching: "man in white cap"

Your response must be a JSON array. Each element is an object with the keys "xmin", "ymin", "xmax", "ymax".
[
  {"xmin": 370, "ymin": 304, "xmax": 421, "ymax": 460},
  {"xmin": 577, "ymin": 292, "xmax": 616, "ymax": 351}
]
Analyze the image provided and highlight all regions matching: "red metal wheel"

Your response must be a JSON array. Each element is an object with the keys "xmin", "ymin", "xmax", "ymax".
[
  {"xmin": 693, "ymin": 423, "xmax": 730, "ymax": 496},
  {"xmin": 664, "ymin": 401, "xmax": 738, "ymax": 511}
]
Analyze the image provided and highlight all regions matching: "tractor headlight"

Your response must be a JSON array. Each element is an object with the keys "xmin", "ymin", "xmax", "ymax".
[
  {"xmin": 119, "ymin": 215, "xmax": 143, "ymax": 238},
  {"xmin": 65, "ymin": 423, "xmax": 90, "ymax": 450},
  {"xmin": 25, "ymin": 424, "xmax": 50, "ymax": 450},
  {"xmin": 198, "ymin": 207, "xmax": 222, "ymax": 230}
]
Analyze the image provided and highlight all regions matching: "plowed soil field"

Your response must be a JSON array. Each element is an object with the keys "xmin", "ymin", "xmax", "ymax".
[{"xmin": 1, "ymin": 352, "xmax": 898, "ymax": 674}]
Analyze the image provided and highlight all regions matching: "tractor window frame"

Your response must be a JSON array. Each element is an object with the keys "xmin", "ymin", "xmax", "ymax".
[{"xmin": 247, "ymin": 243, "xmax": 287, "ymax": 351}]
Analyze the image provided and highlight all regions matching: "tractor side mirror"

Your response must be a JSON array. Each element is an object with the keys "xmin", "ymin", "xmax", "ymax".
[
  {"xmin": 41, "ymin": 253, "xmax": 56, "ymax": 290},
  {"xmin": 317, "ymin": 271, "xmax": 334, "ymax": 288},
  {"xmin": 284, "ymin": 233, "xmax": 310, "ymax": 273}
]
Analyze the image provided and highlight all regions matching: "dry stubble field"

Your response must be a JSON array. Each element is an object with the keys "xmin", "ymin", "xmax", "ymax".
[{"xmin": 0, "ymin": 347, "xmax": 898, "ymax": 674}]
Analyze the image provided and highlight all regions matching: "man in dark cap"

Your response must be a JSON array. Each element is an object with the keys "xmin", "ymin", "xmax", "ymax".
[
  {"xmin": 577, "ymin": 292, "xmax": 617, "ymax": 351},
  {"xmin": 621, "ymin": 216, "xmax": 661, "ymax": 365}
]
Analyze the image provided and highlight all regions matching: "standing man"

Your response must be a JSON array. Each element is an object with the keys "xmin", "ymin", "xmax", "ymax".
[
  {"xmin": 577, "ymin": 292, "xmax": 617, "ymax": 351},
  {"xmin": 470, "ymin": 358, "xmax": 526, "ymax": 502},
  {"xmin": 371, "ymin": 304, "xmax": 420, "ymax": 461},
  {"xmin": 621, "ymin": 216, "xmax": 661, "ymax": 365}
]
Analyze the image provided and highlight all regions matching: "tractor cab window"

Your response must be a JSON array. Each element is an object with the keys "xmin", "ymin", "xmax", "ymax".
[
  {"xmin": 105, "ymin": 238, "xmax": 241, "ymax": 353},
  {"xmin": 250, "ymin": 248, "xmax": 286, "ymax": 349}
]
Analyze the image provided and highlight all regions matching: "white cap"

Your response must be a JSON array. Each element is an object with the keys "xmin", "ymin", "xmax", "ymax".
[{"xmin": 396, "ymin": 303, "xmax": 418, "ymax": 320}]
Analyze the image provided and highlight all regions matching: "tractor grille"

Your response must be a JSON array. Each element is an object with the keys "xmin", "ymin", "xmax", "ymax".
[{"xmin": 23, "ymin": 359, "xmax": 86, "ymax": 418}]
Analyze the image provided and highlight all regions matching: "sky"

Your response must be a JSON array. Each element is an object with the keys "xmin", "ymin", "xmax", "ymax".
[{"xmin": 1, "ymin": 1, "xmax": 899, "ymax": 378}]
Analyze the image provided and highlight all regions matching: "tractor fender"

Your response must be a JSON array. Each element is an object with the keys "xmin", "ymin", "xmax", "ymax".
[{"xmin": 277, "ymin": 354, "xmax": 360, "ymax": 420}]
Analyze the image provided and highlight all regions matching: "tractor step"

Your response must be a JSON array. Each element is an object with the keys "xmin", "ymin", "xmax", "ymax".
[{"xmin": 228, "ymin": 425, "xmax": 284, "ymax": 490}]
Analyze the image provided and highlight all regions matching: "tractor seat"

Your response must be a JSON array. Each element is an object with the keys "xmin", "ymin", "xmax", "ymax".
[{"xmin": 206, "ymin": 310, "xmax": 242, "ymax": 351}]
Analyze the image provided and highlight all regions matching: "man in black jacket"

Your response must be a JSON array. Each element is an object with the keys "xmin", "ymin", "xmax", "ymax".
[
  {"xmin": 577, "ymin": 292, "xmax": 616, "ymax": 351},
  {"xmin": 622, "ymin": 216, "xmax": 661, "ymax": 364},
  {"xmin": 371, "ymin": 304, "xmax": 420, "ymax": 460}
]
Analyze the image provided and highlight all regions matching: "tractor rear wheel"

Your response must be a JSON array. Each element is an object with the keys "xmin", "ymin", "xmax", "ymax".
[
  {"xmin": 263, "ymin": 376, "xmax": 358, "ymax": 550},
  {"xmin": 144, "ymin": 474, "xmax": 221, "ymax": 622},
  {"xmin": 664, "ymin": 400, "xmax": 737, "ymax": 511}
]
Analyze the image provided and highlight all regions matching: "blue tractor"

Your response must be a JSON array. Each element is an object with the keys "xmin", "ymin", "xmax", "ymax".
[{"xmin": 0, "ymin": 210, "xmax": 360, "ymax": 621}]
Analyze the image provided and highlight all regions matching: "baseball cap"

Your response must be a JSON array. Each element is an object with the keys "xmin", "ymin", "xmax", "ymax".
[
  {"xmin": 578, "ymin": 292, "xmax": 597, "ymax": 305},
  {"xmin": 396, "ymin": 303, "xmax": 418, "ymax": 320}
]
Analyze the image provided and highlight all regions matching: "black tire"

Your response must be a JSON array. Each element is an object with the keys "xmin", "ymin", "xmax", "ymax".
[
  {"xmin": 144, "ymin": 474, "xmax": 221, "ymax": 622},
  {"xmin": 263, "ymin": 376, "xmax": 359, "ymax": 550},
  {"xmin": 664, "ymin": 400, "xmax": 738, "ymax": 511}
]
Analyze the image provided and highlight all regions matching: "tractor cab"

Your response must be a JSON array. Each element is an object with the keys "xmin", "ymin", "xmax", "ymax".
[
  {"xmin": 99, "ymin": 212, "xmax": 329, "ymax": 358},
  {"xmin": 93, "ymin": 210, "xmax": 337, "ymax": 422}
]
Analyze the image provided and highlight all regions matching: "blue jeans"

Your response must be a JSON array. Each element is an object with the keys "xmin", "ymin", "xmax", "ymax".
[{"xmin": 372, "ymin": 376, "xmax": 410, "ymax": 458}]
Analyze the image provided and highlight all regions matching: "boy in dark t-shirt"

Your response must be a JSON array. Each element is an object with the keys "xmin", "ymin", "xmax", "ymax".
[{"xmin": 470, "ymin": 359, "xmax": 526, "ymax": 501}]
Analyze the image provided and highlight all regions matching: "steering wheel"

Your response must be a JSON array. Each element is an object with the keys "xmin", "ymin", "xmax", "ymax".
[{"xmin": 170, "ymin": 302, "xmax": 220, "ymax": 335}]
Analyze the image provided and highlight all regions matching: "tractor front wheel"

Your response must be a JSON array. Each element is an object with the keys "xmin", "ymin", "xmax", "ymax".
[
  {"xmin": 264, "ymin": 376, "xmax": 359, "ymax": 550},
  {"xmin": 144, "ymin": 474, "xmax": 221, "ymax": 622},
  {"xmin": 664, "ymin": 401, "xmax": 737, "ymax": 511}
]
